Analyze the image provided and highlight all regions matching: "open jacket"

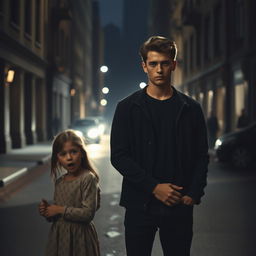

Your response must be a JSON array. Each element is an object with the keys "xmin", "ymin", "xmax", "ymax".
[{"xmin": 110, "ymin": 86, "xmax": 209, "ymax": 209}]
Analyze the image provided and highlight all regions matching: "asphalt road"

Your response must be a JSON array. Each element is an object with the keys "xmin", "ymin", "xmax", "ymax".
[{"xmin": 0, "ymin": 136, "xmax": 256, "ymax": 256}]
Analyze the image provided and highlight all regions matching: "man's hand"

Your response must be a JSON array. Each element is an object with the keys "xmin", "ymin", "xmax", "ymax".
[
  {"xmin": 153, "ymin": 183, "xmax": 183, "ymax": 206},
  {"xmin": 182, "ymin": 195, "xmax": 195, "ymax": 206},
  {"xmin": 45, "ymin": 205, "xmax": 65, "ymax": 217}
]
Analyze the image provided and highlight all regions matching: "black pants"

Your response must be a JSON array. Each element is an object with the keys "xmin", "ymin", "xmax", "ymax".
[{"xmin": 124, "ymin": 203, "xmax": 193, "ymax": 256}]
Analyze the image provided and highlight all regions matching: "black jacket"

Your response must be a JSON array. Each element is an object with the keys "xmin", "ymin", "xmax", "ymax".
[{"xmin": 110, "ymin": 87, "xmax": 209, "ymax": 209}]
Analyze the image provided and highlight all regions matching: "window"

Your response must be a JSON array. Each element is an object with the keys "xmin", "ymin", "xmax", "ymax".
[
  {"xmin": 35, "ymin": 0, "xmax": 41, "ymax": 43},
  {"xmin": 213, "ymin": 3, "xmax": 222, "ymax": 56},
  {"xmin": 10, "ymin": 0, "xmax": 19, "ymax": 25},
  {"xmin": 204, "ymin": 16, "xmax": 210, "ymax": 62},
  {"xmin": 234, "ymin": 0, "xmax": 245, "ymax": 39},
  {"xmin": 60, "ymin": 30, "xmax": 65, "ymax": 58},
  {"xmin": 0, "ymin": 0, "xmax": 3, "ymax": 14},
  {"xmin": 183, "ymin": 41, "xmax": 188, "ymax": 75},
  {"xmin": 196, "ymin": 27, "xmax": 201, "ymax": 67},
  {"xmin": 190, "ymin": 34, "xmax": 194, "ymax": 71},
  {"xmin": 24, "ymin": 0, "xmax": 31, "ymax": 35}
]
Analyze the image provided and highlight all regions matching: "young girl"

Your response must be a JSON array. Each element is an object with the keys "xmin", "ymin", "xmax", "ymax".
[{"xmin": 39, "ymin": 130, "xmax": 100, "ymax": 256}]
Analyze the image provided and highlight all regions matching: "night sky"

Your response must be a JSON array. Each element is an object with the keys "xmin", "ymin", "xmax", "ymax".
[{"xmin": 98, "ymin": 0, "xmax": 124, "ymax": 29}]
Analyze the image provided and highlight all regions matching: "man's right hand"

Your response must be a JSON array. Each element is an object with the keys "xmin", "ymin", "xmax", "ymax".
[{"xmin": 153, "ymin": 183, "xmax": 183, "ymax": 206}]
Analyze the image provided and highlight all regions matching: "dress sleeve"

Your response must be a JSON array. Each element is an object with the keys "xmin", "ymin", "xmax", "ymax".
[{"xmin": 63, "ymin": 173, "xmax": 99, "ymax": 223}]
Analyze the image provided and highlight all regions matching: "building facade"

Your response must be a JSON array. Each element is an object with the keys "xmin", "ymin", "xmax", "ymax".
[
  {"xmin": 149, "ymin": 0, "xmax": 256, "ymax": 135},
  {"xmin": 0, "ymin": 0, "xmax": 49, "ymax": 153},
  {"xmin": 0, "ymin": 0, "xmax": 103, "ymax": 153}
]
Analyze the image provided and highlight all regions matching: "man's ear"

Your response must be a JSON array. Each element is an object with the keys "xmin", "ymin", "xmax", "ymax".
[
  {"xmin": 171, "ymin": 60, "xmax": 177, "ymax": 71},
  {"xmin": 142, "ymin": 61, "xmax": 148, "ymax": 73}
]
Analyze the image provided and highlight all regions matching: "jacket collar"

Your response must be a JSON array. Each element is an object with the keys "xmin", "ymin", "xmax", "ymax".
[{"xmin": 131, "ymin": 85, "xmax": 190, "ymax": 108}]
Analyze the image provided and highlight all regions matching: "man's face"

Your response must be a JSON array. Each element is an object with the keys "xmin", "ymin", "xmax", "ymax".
[{"xmin": 142, "ymin": 51, "xmax": 176, "ymax": 87}]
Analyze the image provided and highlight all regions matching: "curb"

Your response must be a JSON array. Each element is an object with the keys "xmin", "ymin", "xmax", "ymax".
[
  {"xmin": 0, "ymin": 167, "xmax": 29, "ymax": 187},
  {"xmin": 0, "ymin": 154, "xmax": 51, "ymax": 188},
  {"xmin": 37, "ymin": 154, "xmax": 51, "ymax": 165}
]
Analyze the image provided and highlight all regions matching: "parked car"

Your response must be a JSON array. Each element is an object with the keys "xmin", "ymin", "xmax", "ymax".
[
  {"xmin": 87, "ymin": 116, "xmax": 107, "ymax": 135},
  {"xmin": 214, "ymin": 122, "xmax": 256, "ymax": 169},
  {"xmin": 70, "ymin": 118, "xmax": 101, "ymax": 144}
]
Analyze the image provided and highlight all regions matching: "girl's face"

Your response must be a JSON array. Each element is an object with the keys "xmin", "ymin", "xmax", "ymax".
[{"xmin": 57, "ymin": 141, "xmax": 83, "ymax": 175}]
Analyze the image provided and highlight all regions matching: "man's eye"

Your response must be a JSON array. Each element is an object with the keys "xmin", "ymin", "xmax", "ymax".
[
  {"xmin": 149, "ymin": 63, "xmax": 157, "ymax": 67},
  {"xmin": 162, "ymin": 62, "xmax": 170, "ymax": 66}
]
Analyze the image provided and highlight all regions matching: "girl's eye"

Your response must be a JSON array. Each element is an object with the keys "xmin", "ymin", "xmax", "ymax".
[
  {"xmin": 58, "ymin": 152, "xmax": 66, "ymax": 157},
  {"xmin": 71, "ymin": 150, "xmax": 78, "ymax": 154}
]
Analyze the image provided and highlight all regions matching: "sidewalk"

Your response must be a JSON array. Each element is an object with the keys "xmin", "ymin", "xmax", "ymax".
[{"xmin": 0, "ymin": 142, "xmax": 52, "ymax": 187}]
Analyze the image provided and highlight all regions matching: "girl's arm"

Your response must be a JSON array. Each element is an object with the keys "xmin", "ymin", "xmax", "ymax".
[{"xmin": 63, "ymin": 173, "xmax": 99, "ymax": 223}]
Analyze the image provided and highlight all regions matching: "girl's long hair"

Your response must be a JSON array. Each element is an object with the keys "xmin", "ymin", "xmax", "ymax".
[{"xmin": 51, "ymin": 129, "xmax": 99, "ymax": 182}]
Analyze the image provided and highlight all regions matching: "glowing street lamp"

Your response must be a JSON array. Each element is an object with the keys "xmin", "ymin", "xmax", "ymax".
[
  {"xmin": 102, "ymin": 87, "xmax": 109, "ymax": 94},
  {"xmin": 100, "ymin": 65, "xmax": 108, "ymax": 73},
  {"xmin": 100, "ymin": 99, "xmax": 107, "ymax": 106},
  {"xmin": 139, "ymin": 82, "xmax": 147, "ymax": 89}
]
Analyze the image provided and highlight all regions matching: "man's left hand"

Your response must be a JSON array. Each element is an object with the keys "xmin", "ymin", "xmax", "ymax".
[{"xmin": 182, "ymin": 195, "xmax": 195, "ymax": 205}]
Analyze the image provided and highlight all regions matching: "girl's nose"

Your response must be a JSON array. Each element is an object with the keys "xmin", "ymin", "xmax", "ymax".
[{"xmin": 66, "ymin": 153, "xmax": 72, "ymax": 160}]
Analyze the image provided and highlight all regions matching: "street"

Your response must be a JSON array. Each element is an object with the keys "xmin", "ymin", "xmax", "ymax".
[{"xmin": 0, "ymin": 135, "xmax": 256, "ymax": 256}]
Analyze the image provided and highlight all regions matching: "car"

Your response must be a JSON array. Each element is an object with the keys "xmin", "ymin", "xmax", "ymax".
[
  {"xmin": 87, "ymin": 116, "xmax": 108, "ymax": 135},
  {"xmin": 70, "ymin": 118, "xmax": 101, "ymax": 144},
  {"xmin": 214, "ymin": 122, "xmax": 256, "ymax": 169}
]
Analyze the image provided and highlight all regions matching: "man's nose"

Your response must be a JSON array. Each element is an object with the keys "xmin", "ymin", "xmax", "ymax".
[{"xmin": 157, "ymin": 64, "xmax": 163, "ymax": 73}]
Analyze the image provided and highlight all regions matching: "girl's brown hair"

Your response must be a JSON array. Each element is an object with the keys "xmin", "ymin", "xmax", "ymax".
[{"xmin": 51, "ymin": 129, "xmax": 99, "ymax": 182}]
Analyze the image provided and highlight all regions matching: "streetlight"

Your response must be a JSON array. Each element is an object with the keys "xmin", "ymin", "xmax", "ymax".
[
  {"xmin": 100, "ymin": 65, "xmax": 108, "ymax": 73},
  {"xmin": 139, "ymin": 82, "xmax": 147, "ymax": 89},
  {"xmin": 102, "ymin": 87, "xmax": 109, "ymax": 94},
  {"xmin": 100, "ymin": 99, "xmax": 107, "ymax": 106}
]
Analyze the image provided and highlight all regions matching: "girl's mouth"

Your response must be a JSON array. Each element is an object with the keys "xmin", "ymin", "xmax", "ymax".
[{"xmin": 67, "ymin": 163, "xmax": 75, "ymax": 167}]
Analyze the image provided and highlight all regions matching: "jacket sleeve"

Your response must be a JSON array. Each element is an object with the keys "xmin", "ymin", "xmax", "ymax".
[
  {"xmin": 187, "ymin": 104, "xmax": 209, "ymax": 204},
  {"xmin": 110, "ymin": 101, "xmax": 158, "ymax": 194},
  {"xmin": 63, "ymin": 173, "xmax": 99, "ymax": 223}
]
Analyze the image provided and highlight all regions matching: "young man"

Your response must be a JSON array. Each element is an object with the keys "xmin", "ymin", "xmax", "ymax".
[{"xmin": 110, "ymin": 36, "xmax": 209, "ymax": 256}]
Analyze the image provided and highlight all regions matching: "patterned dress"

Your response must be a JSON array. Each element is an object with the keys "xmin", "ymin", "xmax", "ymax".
[{"xmin": 45, "ymin": 171, "xmax": 100, "ymax": 256}]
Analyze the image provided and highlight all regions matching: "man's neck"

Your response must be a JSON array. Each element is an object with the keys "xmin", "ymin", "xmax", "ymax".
[{"xmin": 146, "ymin": 84, "xmax": 173, "ymax": 100}]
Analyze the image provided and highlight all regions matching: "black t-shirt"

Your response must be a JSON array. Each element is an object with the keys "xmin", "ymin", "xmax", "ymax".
[{"xmin": 145, "ymin": 89, "xmax": 180, "ymax": 182}]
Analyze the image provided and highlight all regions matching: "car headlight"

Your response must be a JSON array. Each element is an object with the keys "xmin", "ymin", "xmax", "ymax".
[
  {"xmin": 74, "ymin": 130, "xmax": 83, "ymax": 138},
  {"xmin": 87, "ymin": 128, "xmax": 99, "ymax": 139},
  {"xmin": 98, "ymin": 124, "xmax": 105, "ymax": 134},
  {"xmin": 214, "ymin": 136, "xmax": 236, "ymax": 150},
  {"xmin": 214, "ymin": 139, "xmax": 222, "ymax": 150}
]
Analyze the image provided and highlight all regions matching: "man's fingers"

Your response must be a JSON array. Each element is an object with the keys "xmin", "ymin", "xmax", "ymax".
[
  {"xmin": 170, "ymin": 184, "xmax": 183, "ymax": 191},
  {"xmin": 168, "ymin": 195, "xmax": 181, "ymax": 203},
  {"xmin": 172, "ymin": 190, "xmax": 182, "ymax": 197},
  {"xmin": 164, "ymin": 199, "xmax": 178, "ymax": 206}
]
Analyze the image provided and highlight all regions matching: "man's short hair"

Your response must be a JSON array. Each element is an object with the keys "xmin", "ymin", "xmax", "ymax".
[{"xmin": 139, "ymin": 36, "xmax": 177, "ymax": 63}]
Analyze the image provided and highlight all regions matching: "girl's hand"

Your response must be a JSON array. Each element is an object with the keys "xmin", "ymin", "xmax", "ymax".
[
  {"xmin": 38, "ymin": 199, "xmax": 49, "ymax": 217},
  {"xmin": 45, "ymin": 205, "xmax": 65, "ymax": 217}
]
